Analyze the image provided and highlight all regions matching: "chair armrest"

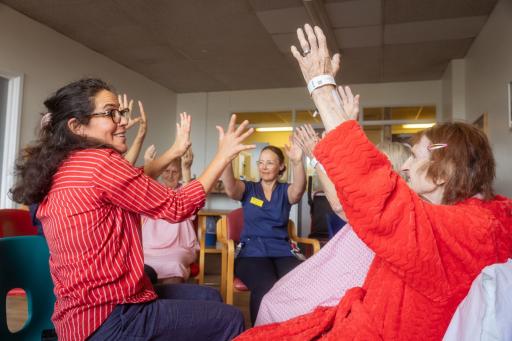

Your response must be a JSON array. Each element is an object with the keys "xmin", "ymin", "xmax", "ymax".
[{"xmin": 292, "ymin": 236, "xmax": 320, "ymax": 254}]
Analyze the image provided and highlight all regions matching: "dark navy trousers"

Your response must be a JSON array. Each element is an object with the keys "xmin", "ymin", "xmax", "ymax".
[{"xmin": 88, "ymin": 283, "xmax": 245, "ymax": 341}]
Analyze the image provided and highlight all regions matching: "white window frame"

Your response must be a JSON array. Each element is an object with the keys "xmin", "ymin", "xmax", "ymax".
[{"xmin": 0, "ymin": 71, "xmax": 24, "ymax": 209}]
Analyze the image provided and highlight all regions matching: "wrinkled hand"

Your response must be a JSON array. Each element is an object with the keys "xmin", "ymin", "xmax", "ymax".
[
  {"xmin": 284, "ymin": 134, "xmax": 303, "ymax": 163},
  {"xmin": 336, "ymin": 85, "xmax": 360, "ymax": 121},
  {"xmin": 172, "ymin": 112, "xmax": 192, "ymax": 157},
  {"xmin": 181, "ymin": 147, "xmax": 194, "ymax": 169},
  {"xmin": 294, "ymin": 124, "xmax": 320, "ymax": 159},
  {"xmin": 215, "ymin": 114, "xmax": 256, "ymax": 163},
  {"xmin": 290, "ymin": 24, "xmax": 340, "ymax": 83},
  {"xmin": 144, "ymin": 145, "xmax": 156, "ymax": 164}
]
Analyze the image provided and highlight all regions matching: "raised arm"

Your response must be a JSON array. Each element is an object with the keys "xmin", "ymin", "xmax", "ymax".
[
  {"xmin": 292, "ymin": 24, "xmax": 495, "ymax": 299},
  {"xmin": 181, "ymin": 147, "xmax": 193, "ymax": 184},
  {"xmin": 144, "ymin": 111, "xmax": 191, "ymax": 179},
  {"xmin": 295, "ymin": 124, "xmax": 345, "ymax": 219},
  {"xmin": 121, "ymin": 95, "xmax": 148, "ymax": 165},
  {"xmin": 284, "ymin": 133, "xmax": 306, "ymax": 204},
  {"xmin": 220, "ymin": 159, "xmax": 245, "ymax": 201},
  {"xmin": 291, "ymin": 24, "xmax": 358, "ymax": 132},
  {"xmin": 197, "ymin": 114, "xmax": 255, "ymax": 193}
]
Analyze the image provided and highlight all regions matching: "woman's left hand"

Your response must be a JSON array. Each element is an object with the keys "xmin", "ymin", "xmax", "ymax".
[{"xmin": 284, "ymin": 134, "xmax": 303, "ymax": 163}]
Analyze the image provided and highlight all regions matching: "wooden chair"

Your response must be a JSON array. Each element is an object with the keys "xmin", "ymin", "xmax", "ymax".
[{"xmin": 217, "ymin": 208, "xmax": 320, "ymax": 304}]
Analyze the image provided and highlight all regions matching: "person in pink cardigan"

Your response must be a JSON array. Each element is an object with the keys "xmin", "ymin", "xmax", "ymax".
[
  {"xmin": 236, "ymin": 24, "xmax": 512, "ymax": 341},
  {"xmin": 142, "ymin": 147, "xmax": 200, "ymax": 284}
]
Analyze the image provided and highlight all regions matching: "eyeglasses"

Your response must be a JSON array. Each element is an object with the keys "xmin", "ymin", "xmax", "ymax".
[
  {"xmin": 88, "ymin": 108, "xmax": 130, "ymax": 124},
  {"xmin": 256, "ymin": 160, "xmax": 278, "ymax": 167}
]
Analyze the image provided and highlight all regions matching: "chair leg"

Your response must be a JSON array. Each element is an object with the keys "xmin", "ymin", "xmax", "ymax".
[
  {"xmin": 226, "ymin": 245, "xmax": 235, "ymax": 305},
  {"xmin": 220, "ymin": 247, "xmax": 227, "ymax": 302}
]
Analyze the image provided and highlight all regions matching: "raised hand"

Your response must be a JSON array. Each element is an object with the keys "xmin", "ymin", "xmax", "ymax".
[
  {"xmin": 294, "ymin": 124, "xmax": 320, "ymax": 159},
  {"xmin": 181, "ymin": 147, "xmax": 194, "ymax": 169},
  {"xmin": 290, "ymin": 24, "xmax": 340, "ymax": 83},
  {"xmin": 172, "ymin": 112, "xmax": 192, "ymax": 157},
  {"xmin": 337, "ymin": 85, "xmax": 360, "ymax": 121},
  {"xmin": 215, "ymin": 114, "xmax": 256, "ymax": 162},
  {"xmin": 144, "ymin": 145, "xmax": 156, "ymax": 164},
  {"xmin": 284, "ymin": 134, "xmax": 303, "ymax": 164},
  {"xmin": 118, "ymin": 94, "xmax": 136, "ymax": 130}
]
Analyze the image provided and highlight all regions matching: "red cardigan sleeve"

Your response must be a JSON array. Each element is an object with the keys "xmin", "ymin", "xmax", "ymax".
[
  {"xmin": 92, "ymin": 150, "xmax": 206, "ymax": 223},
  {"xmin": 314, "ymin": 120, "xmax": 498, "ymax": 300}
]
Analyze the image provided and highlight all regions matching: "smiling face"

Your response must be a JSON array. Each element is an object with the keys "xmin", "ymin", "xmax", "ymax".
[
  {"xmin": 78, "ymin": 90, "xmax": 128, "ymax": 153},
  {"xmin": 401, "ymin": 135, "xmax": 445, "ymax": 203},
  {"xmin": 161, "ymin": 161, "xmax": 182, "ymax": 189},
  {"xmin": 257, "ymin": 149, "xmax": 284, "ymax": 181}
]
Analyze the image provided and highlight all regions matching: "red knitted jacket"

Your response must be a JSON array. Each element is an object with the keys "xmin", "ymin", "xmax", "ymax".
[{"xmin": 236, "ymin": 120, "xmax": 512, "ymax": 341}]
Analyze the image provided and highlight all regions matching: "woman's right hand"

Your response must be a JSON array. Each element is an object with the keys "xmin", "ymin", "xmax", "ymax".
[
  {"xmin": 171, "ymin": 112, "xmax": 192, "ymax": 157},
  {"xmin": 215, "ymin": 114, "xmax": 255, "ymax": 163}
]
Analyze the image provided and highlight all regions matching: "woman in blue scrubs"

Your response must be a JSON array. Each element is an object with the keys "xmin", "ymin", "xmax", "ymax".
[{"xmin": 221, "ymin": 141, "xmax": 306, "ymax": 324}]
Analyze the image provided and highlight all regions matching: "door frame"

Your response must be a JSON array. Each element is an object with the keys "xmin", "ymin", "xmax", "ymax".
[{"xmin": 0, "ymin": 71, "xmax": 24, "ymax": 208}]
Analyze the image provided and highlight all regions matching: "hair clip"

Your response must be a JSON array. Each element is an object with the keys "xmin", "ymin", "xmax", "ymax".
[
  {"xmin": 40, "ymin": 112, "xmax": 52, "ymax": 128},
  {"xmin": 427, "ymin": 143, "xmax": 448, "ymax": 151}
]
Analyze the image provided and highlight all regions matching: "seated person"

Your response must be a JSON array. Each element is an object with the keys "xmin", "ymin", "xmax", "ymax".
[
  {"xmin": 142, "ymin": 147, "xmax": 200, "ymax": 284},
  {"xmin": 221, "ymin": 141, "xmax": 306, "ymax": 325},
  {"xmin": 10, "ymin": 79, "xmax": 254, "ymax": 341},
  {"xmin": 236, "ymin": 25, "xmax": 512, "ymax": 340},
  {"xmin": 256, "ymin": 124, "xmax": 411, "ymax": 325}
]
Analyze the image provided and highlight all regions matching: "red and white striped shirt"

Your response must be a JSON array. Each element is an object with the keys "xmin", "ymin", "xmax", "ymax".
[{"xmin": 37, "ymin": 148, "xmax": 206, "ymax": 341}]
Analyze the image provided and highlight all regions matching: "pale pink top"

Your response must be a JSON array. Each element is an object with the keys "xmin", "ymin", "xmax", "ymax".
[
  {"xmin": 255, "ymin": 224, "xmax": 375, "ymax": 326},
  {"xmin": 142, "ymin": 216, "xmax": 199, "ymax": 280}
]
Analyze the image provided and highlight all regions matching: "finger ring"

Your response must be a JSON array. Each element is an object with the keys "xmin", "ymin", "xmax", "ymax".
[{"xmin": 303, "ymin": 49, "xmax": 311, "ymax": 56}]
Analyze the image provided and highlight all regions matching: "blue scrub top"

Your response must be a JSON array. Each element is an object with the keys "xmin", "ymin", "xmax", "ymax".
[{"xmin": 238, "ymin": 180, "xmax": 293, "ymax": 258}]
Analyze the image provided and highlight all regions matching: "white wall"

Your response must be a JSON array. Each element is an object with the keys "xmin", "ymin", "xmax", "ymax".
[
  {"xmin": 442, "ymin": 59, "xmax": 466, "ymax": 122},
  {"xmin": 465, "ymin": 0, "xmax": 512, "ymax": 196},
  {"xmin": 178, "ymin": 80, "xmax": 442, "ymax": 235},
  {"xmin": 0, "ymin": 3, "xmax": 177, "ymax": 175}
]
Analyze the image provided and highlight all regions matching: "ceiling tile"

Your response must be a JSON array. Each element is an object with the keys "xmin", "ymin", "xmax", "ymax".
[
  {"xmin": 384, "ymin": 0, "xmax": 498, "ymax": 24},
  {"xmin": 325, "ymin": 0, "xmax": 382, "ymax": 28},
  {"xmin": 256, "ymin": 6, "xmax": 309, "ymax": 34},
  {"xmin": 248, "ymin": 0, "xmax": 302, "ymax": 11},
  {"xmin": 334, "ymin": 25, "xmax": 382, "ymax": 48},
  {"xmin": 385, "ymin": 16, "xmax": 487, "ymax": 45},
  {"xmin": 382, "ymin": 39, "xmax": 474, "ymax": 81}
]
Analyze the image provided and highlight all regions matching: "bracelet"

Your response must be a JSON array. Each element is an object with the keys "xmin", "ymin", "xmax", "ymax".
[
  {"xmin": 309, "ymin": 157, "xmax": 319, "ymax": 169},
  {"xmin": 309, "ymin": 157, "xmax": 326, "ymax": 173},
  {"xmin": 307, "ymin": 75, "xmax": 336, "ymax": 95}
]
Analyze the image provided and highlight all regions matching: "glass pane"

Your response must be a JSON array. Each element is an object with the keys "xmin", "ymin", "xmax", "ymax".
[
  {"xmin": 295, "ymin": 110, "xmax": 323, "ymax": 125},
  {"xmin": 362, "ymin": 106, "xmax": 436, "ymax": 121}
]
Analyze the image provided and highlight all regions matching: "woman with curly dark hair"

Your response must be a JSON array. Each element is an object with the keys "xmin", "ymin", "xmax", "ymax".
[{"xmin": 11, "ymin": 78, "xmax": 253, "ymax": 341}]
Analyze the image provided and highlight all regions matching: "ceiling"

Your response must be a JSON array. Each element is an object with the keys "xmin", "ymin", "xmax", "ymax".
[{"xmin": 1, "ymin": 0, "xmax": 498, "ymax": 93}]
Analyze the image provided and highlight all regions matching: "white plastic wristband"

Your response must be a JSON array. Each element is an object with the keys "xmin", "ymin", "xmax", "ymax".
[
  {"xmin": 309, "ymin": 157, "xmax": 326, "ymax": 173},
  {"xmin": 307, "ymin": 75, "xmax": 336, "ymax": 95}
]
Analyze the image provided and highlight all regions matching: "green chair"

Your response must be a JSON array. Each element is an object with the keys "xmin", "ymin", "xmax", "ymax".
[{"xmin": 0, "ymin": 236, "xmax": 55, "ymax": 340}]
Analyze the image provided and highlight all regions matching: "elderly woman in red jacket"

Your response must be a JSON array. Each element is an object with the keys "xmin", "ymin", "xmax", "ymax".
[{"xmin": 236, "ymin": 25, "xmax": 512, "ymax": 341}]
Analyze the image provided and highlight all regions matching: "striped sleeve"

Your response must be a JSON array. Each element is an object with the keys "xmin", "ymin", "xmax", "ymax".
[{"xmin": 91, "ymin": 150, "xmax": 205, "ymax": 223}]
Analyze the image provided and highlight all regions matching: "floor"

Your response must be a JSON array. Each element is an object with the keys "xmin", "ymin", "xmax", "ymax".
[{"xmin": 6, "ymin": 255, "xmax": 252, "ymax": 333}]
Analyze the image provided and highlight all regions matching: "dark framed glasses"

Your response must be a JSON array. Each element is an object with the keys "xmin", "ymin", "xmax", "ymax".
[{"xmin": 88, "ymin": 108, "xmax": 130, "ymax": 124}]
